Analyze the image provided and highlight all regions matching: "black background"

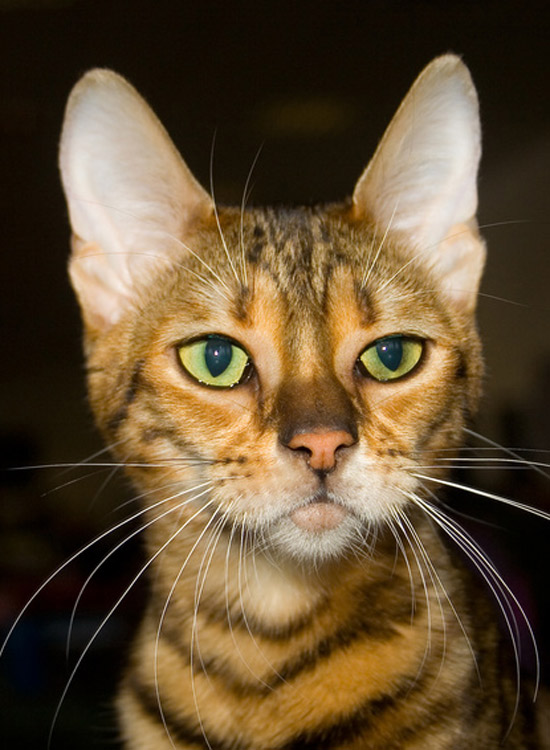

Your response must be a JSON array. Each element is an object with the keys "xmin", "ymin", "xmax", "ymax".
[{"xmin": 1, "ymin": 1, "xmax": 549, "ymax": 746}]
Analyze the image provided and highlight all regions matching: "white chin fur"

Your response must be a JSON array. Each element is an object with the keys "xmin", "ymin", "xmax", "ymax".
[{"xmin": 267, "ymin": 512, "xmax": 367, "ymax": 566}]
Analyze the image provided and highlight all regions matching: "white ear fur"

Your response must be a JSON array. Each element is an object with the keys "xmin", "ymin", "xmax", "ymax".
[
  {"xmin": 353, "ymin": 55, "xmax": 485, "ymax": 311},
  {"xmin": 59, "ymin": 69, "xmax": 213, "ymax": 331}
]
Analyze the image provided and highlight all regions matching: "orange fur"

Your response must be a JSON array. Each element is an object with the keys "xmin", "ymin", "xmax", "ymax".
[{"xmin": 60, "ymin": 57, "xmax": 547, "ymax": 748}]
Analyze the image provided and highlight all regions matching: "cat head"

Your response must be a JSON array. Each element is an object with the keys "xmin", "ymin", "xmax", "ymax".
[{"xmin": 60, "ymin": 55, "xmax": 485, "ymax": 565}]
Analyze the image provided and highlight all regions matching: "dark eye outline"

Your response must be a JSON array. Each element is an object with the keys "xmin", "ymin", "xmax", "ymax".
[
  {"xmin": 356, "ymin": 334, "xmax": 425, "ymax": 382},
  {"xmin": 176, "ymin": 334, "xmax": 253, "ymax": 389}
]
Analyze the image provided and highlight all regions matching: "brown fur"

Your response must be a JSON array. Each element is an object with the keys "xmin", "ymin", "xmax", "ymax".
[{"xmin": 59, "ymin": 57, "xmax": 549, "ymax": 748}]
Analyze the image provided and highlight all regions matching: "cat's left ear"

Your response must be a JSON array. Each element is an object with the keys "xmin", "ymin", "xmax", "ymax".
[{"xmin": 352, "ymin": 55, "xmax": 485, "ymax": 312}]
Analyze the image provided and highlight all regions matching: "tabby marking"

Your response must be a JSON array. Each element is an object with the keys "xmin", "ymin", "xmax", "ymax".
[{"xmin": 57, "ymin": 56, "xmax": 549, "ymax": 748}]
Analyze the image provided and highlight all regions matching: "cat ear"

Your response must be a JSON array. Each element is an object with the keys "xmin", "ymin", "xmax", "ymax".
[
  {"xmin": 352, "ymin": 55, "xmax": 485, "ymax": 312},
  {"xmin": 59, "ymin": 69, "xmax": 213, "ymax": 333}
]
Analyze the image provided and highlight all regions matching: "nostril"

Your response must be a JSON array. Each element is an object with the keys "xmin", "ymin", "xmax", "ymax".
[
  {"xmin": 286, "ymin": 429, "xmax": 355, "ymax": 472},
  {"xmin": 292, "ymin": 444, "xmax": 313, "ymax": 460}
]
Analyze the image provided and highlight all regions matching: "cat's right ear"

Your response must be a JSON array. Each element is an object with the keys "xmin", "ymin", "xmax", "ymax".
[
  {"xmin": 59, "ymin": 70, "xmax": 213, "ymax": 334},
  {"xmin": 352, "ymin": 55, "xmax": 485, "ymax": 313}
]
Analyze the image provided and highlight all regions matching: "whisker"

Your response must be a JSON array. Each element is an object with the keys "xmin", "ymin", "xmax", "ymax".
[
  {"xmin": 464, "ymin": 427, "xmax": 550, "ymax": 481},
  {"xmin": 424, "ymin": 446, "xmax": 550, "ymax": 454},
  {"xmin": 224, "ymin": 515, "xmax": 243, "ymax": 662},
  {"xmin": 379, "ymin": 224, "xmax": 474, "ymax": 294},
  {"xmin": 51, "ymin": 438, "xmax": 130, "ymax": 480},
  {"xmin": 375, "ymin": 221, "xmax": 535, "ymax": 308},
  {"xmin": 478, "ymin": 218, "xmax": 534, "ymax": 232},
  {"xmin": 362, "ymin": 200, "xmax": 398, "ymax": 288},
  {"xmin": 162, "ymin": 239, "xmax": 234, "ymax": 301},
  {"xmin": 47, "ymin": 494, "xmax": 218, "ymax": 748},
  {"xmin": 86, "ymin": 458, "xmax": 127, "ymax": 511},
  {"xmin": 66, "ymin": 194, "xmax": 234, "ymax": 301},
  {"xmin": 37, "ymin": 466, "xmax": 116, "ymax": 497},
  {"xmin": 239, "ymin": 144, "xmax": 264, "ymax": 287},
  {"xmin": 386, "ymin": 514, "xmax": 416, "ymax": 623},
  {"xmin": 12, "ymin": 459, "xmax": 210, "ymax": 471},
  {"xmin": 420, "ymin": 458, "xmax": 550, "ymax": 467},
  {"xmin": 209, "ymin": 132, "xmax": 241, "ymax": 287},
  {"xmin": 155, "ymin": 505, "xmax": 224, "ymax": 750},
  {"xmin": 410, "ymin": 492, "xmax": 539, "ymax": 735},
  {"xmin": 74, "ymin": 243, "xmax": 234, "ymax": 305},
  {"xmin": 401, "ymin": 499, "xmax": 481, "ymax": 686},
  {"xmin": 0, "ymin": 481, "xmax": 202, "ymax": 659},
  {"xmin": 423, "ymin": 483, "xmax": 524, "ymax": 654},
  {"xmin": 389, "ymin": 510, "xmax": 435, "ymax": 683},
  {"xmin": 188, "ymin": 513, "xmax": 233, "ymax": 750},
  {"xmin": 186, "ymin": 507, "xmax": 230, "ymax": 749},
  {"xmin": 412, "ymin": 472, "xmax": 550, "ymax": 523},
  {"xmin": 110, "ymin": 478, "xmax": 186, "ymax": 516},
  {"xmin": 194, "ymin": 508, "xmax": 230, "ymax": 641},
  {"xmin": 236, "ymin": 514, "xmax": 284, "ymax": 689},
  {"xmin": 376, "ymin": 252, "xmax": 423, "ymax": 295},
  {"xmin": 66, "ymin": 480, "xmax": 215, "ymax": 657}
]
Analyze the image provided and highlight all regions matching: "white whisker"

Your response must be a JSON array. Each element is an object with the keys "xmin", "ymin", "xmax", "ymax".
[
  {"xmin": 1, "ymin": 481, "xmax": 203, "ymax": 660},
  {"xmin": 155, "ymin": 505, "xmax": 223, "ymax": 750},
  {"xmin": 362, "ymin": 200, "xmax": 398, "ymax": 288},
  {"xmin": 410, "ymin": 492, "xmax": 540, "ymax": 736},
  {"xmin": 237, "ymin": 515, "xmax": 287, "ymax": 689},
  {"xmin": 13, "ymin": 459, "xmax": 210, "ymax": 471},
  {"xmin": 420, "ymin": 458, "xmax": 550, "ymax": 468},
  {"xmin": 239, "ymin": 144, "xmax": 263, "ymax": 287},
  {"xmin": 402, "ymin": 499, "xmax": 481, "ymax": 686},
  {"xmin": 165, "ymin": 242, "xmax": 234, "ymax": 301},
  {"xmin": 47, "ymin": 493, "xmax": 217, "ymax": 748},
  {"xmin": 390, "ymin": 510, "xmax": 435, "ymax": 683},
  {"xmin": 66, "ymin": 481, "xmax": 215, "ymax": 657},
  {"xmin": 66, "ymin": 194, "xmax": 234, "ymax": 301},
  {"xmin": 386, "ymin": 515, "xmax": 416, "ymax": 623},
  {"xmin": 464, "ymin": 427, "xmax": 550, "ymax": 481},
  {"xmin": 412, "ymin": 473, "xmax": 550, "ymax": 524},
  {"xmin": 209, "ymin": 133, "xmax": 241, "ymax": 286}
]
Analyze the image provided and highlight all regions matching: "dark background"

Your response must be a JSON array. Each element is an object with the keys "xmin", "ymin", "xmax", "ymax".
[{"xmin": 1, "ymin": 0, "xmax": 549, "ymax": 746}]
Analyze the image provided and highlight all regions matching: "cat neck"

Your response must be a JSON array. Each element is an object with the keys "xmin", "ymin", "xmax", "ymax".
[{"xmin": 145, "ymin": 510, "xmax": 450, "ymax": 637}]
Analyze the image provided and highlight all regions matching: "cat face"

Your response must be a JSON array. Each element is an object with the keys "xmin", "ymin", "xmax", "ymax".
[{"xmin": 60, "ymin": 56, "xmax": 485, "ymax": 566}]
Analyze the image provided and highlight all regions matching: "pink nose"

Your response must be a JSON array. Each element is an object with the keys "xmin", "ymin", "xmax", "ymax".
[{"xmin": 287, "ymin": 430, "xmax": 355, "ymax": 471}]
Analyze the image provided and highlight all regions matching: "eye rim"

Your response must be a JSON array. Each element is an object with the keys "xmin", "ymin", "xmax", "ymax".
[
  {"xmin": 176, "ymin": 334, "xmax": 253, "ymax": 389},
  {"xmin": 356, "ymin": 334, "xmax": 425, "ymax": 383}
]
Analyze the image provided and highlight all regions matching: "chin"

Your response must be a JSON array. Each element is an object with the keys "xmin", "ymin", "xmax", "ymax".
[{"xmin": 265, "ymin": 508, "xmax": 369, "ymax": 568}]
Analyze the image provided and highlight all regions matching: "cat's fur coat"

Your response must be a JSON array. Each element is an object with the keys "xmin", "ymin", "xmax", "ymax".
[{"xmin": 59, "ymin": 55, "xmax": 549, "ymax": 748}]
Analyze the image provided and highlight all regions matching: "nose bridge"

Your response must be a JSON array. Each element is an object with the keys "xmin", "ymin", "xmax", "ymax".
[
  {"xmin": 276, "ymin": 372, "xmax": 358, "ymax": 446},
  {"xmin": 274, "ymin": 315, "xmax": 358, "ymax": 467}
]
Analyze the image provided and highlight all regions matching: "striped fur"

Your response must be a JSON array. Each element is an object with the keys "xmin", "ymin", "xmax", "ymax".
[{"xmin": 59, "ymin": 56, "xmax": 548, "ymax": 748}]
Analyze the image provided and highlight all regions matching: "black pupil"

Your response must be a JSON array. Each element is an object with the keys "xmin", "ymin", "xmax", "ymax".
[
  {"xmin": 205, "ymin": 338, "xmax": 233, "ymax": 377},
  {"xmin": 376, "ymin": 338, "xmax": 403, "ymax": 371}
]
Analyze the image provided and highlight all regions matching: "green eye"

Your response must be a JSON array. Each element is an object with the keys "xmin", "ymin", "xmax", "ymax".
[
  {"xmin": 358, "ymin": 335, "xmax": 423, "ymax": 382},
  {"xmin": 178, "ymin": 336, "xmax": 250, "ymax": 388}
]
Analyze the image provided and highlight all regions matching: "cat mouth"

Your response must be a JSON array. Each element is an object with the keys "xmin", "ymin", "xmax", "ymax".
[{"xmin": 289, "ymin": 492, "xmax": 348, "ymax": 532}]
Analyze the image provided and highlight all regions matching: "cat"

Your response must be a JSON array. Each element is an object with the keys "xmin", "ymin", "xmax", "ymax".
[{"xmin": 55, "ymin": 55, "xmax": 550, "ymax": 748}]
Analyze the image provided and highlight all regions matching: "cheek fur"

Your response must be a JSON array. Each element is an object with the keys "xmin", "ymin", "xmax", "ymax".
[{"xmin": 58, "ymin": 59, "xmax": 545, "ymax": 750}]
